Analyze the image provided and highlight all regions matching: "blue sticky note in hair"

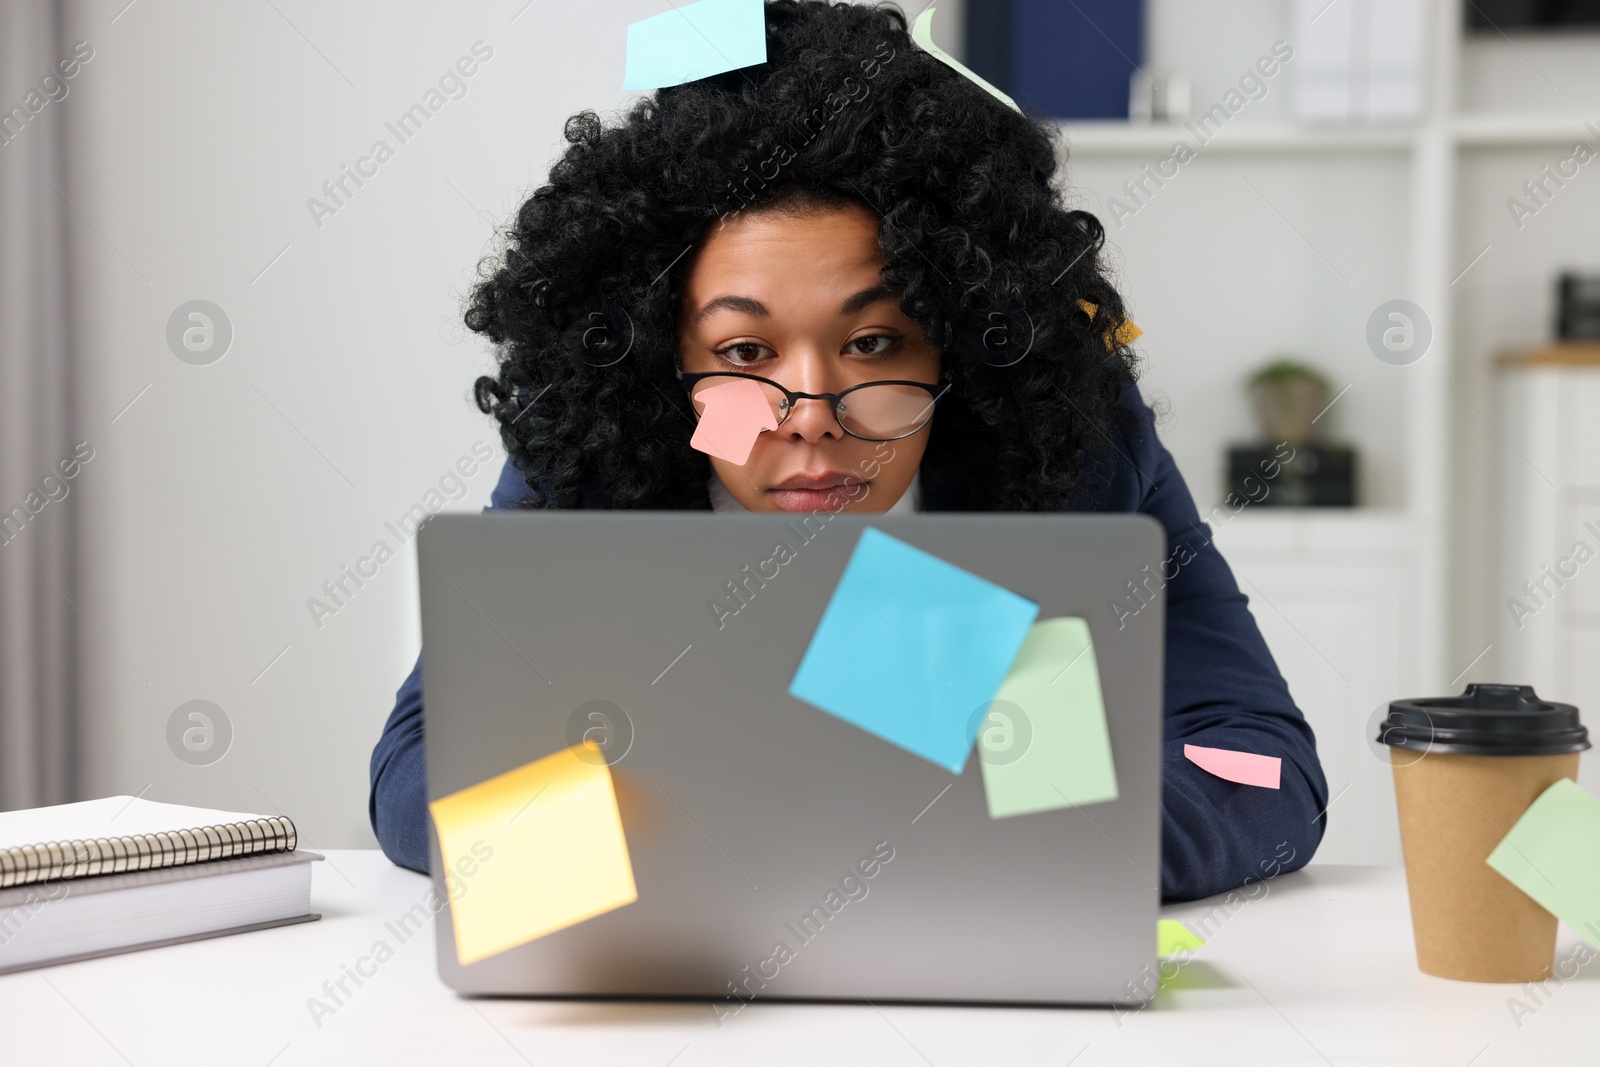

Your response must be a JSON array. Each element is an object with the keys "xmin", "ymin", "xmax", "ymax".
[
  {"xmin": 789, "ymin": 527, "xmax": 1039, "ymax": 774},
  {"xmin": 623, "ymin": 0, "xmax": 768, "ymax": 91}
]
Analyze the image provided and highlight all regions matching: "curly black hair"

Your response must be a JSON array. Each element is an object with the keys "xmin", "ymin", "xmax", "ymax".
[{"xmin": 465, "ymin": 0, "xmax": 1140, "ymax": 512}]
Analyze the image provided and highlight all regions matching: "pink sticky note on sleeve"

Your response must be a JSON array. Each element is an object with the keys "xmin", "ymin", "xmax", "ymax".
[
  {"xmin": 689, "ymin": 378, "xmax": 778, "ymax": 466},
  {"xmin": 1184, "ymin": 743, "xmax": 1281, "ymax": 789}
]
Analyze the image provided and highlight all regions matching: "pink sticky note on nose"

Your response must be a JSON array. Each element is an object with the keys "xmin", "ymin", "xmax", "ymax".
[
  {"xmin": 690, "ymin": 378, "xmax": 778, "ymax": 466},
  {"xmin": 1183, "ymin": 744, "xmax": 1281, "ymax": 789}
]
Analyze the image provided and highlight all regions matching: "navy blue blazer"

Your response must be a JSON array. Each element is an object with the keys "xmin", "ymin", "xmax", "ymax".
[{"xmin": 369, "ymin": 379, "xmax": 1329, "ymax": 902}]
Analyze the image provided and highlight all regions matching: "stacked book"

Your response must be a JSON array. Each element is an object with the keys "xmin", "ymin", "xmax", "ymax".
[{"xmin": 0, "ymin": 796, "xmax": 320, "ymax": 974}]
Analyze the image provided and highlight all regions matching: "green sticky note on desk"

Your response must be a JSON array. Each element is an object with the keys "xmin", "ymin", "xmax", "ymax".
[
  {"xmin": 977, "ymin": 617, "xmax": 1118, "ymax": 818},
  {"xmin": 1486, "ymin": 778, "xmax": 1600, "ymax": 942},
  {"xmin": 1158, "ymin": 919, "xmax": 1206, "ymax": 957}
]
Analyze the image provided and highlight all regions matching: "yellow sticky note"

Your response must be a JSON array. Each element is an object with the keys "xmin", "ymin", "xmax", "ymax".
[
  {"xmin": 1157, "ymin": 919, "xmax": 1205, "ymax": 957},
  {"xmin": 428, "ymin": 742, "xmax": 638, "ymax": 965},
  {"xmin": 1077, "ymin": 299, "xmax": 1142, "ymax": 348}
]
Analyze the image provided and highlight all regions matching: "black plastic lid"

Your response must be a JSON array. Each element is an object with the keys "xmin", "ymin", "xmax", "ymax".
[{"xmin": 1379, "ymin": 683, "xmax": 1590, "ymax": 756}]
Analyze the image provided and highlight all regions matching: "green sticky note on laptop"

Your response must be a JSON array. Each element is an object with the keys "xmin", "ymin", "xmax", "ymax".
[
  {"xmin": 1486, "ymin": 778, "xmax": 1600, "ymax": 942},
  {"xmin": 977, "ymin": 616, "xmax": 1118, "ymax": 818}
]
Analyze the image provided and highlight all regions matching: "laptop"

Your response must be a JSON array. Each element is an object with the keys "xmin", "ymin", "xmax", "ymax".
[{"xmin": 419, "ymin": 509, "xmax": 1166, "ymax": 1006}]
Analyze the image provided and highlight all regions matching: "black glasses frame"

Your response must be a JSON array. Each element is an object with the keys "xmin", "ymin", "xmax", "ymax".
[{"xmin": 675, "ymin": 367, "xmax": 953, "ymax": 442}]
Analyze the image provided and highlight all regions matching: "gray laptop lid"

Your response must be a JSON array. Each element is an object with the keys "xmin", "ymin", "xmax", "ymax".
[{"xmin": 420, "ymin": 510, "xmax": 1165, "ymax": 1006}]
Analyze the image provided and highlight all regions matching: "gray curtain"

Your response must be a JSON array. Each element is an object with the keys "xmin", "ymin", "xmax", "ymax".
[{"xmin": 0, "ymin": 0, "xmax": 79, "ymax": 810}]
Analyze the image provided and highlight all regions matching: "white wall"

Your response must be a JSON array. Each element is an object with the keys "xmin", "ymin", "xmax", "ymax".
[{"xmin": 62, "ymin": 0, "xmax": 685, "ymax": 848}]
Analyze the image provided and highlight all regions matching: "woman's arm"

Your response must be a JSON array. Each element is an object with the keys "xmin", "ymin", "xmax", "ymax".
[
  {"xmin": 368, "ymin": 656, "xmax": 429, "ymax": 872},
  {"xmin": 1106, "ymin": 379, "xmax": 1331, "ymax": 901},
  {"xmin": 368, "ymin": 458, "xmax": 535, "ymax": 872}
]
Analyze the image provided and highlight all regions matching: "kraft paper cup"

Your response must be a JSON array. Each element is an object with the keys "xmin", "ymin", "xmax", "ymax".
[{"xmin": 1380, "ymin": 683, "xmax": 1589, "ymax": 983}]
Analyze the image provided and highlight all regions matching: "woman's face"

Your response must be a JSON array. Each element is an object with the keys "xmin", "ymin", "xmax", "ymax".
[{"xmin": 677, "ymin": 202, "xmax": 943, "ymax": 513}]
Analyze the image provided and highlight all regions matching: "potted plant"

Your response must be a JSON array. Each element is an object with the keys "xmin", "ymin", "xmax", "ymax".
[{"xmin": 1248, "ymin": 359, "xmax": 1332, "ymax": 446}]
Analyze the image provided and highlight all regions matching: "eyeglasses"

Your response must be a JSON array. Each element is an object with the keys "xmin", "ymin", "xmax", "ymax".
[{"xmin": 676, "ymin": 368, "xmax": 952, "ymax": 442}]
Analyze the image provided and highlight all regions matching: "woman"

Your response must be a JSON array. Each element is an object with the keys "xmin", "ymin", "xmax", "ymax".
[{"xmin": 369, "ymin": 0, "xmax": 1328, "ymax": 902}]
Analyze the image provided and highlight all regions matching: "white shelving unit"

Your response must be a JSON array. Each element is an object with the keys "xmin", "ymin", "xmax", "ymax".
[
  {"xmin": 1043, "ymin": 0, "xmax": 1600, "ymax": 863},
  {"xmin": 1061, "ymin": 120, "xmax": 1415, "ymax": 153},
  {"xmin": 1498, "ymin": 350, "xmax": 1600, "ymax": 791},
  {"xmin": 1065, "ymin": 114, "xmax": 1600, "ymax": 152},
  {"xmin": 1452, "ymin": 113, "xmax": 1600, "ymax": 145}
]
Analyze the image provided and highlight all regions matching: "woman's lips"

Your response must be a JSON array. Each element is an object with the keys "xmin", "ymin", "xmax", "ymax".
[{"xmin": 768, "ymin": 483, "xmax": 868, "ymax": 511}]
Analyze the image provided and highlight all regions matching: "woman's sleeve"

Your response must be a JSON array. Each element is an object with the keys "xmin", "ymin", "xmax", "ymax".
[
  {"xmin": 1106, "ymin": 380, "xmax": 1331, "ymax": 902},
  {"xmin": 368, "ymin": 656, "xmax": 429, "ymax": 872},
  {"xmin": 368, "ymin": 455, "xmax": 534, "ymax": 872}
]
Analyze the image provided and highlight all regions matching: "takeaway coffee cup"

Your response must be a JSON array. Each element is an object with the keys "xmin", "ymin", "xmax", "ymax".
[{"xmin": 1379, "ymin": 683, "xmax": 1589, "ymax": 983}]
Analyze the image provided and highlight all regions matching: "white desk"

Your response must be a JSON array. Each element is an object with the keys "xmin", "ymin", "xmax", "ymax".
[{"xmin": 1, "ymin": 851, "xmax": 1591, "ymax": 1065}]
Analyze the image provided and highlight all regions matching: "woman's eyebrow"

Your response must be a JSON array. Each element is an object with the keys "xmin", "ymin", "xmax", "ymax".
[
  {"xmin": 839, "ymin": 285, "xmax": 896, "ymax": 315},
  {"xmin": 695, "ymin": 295, "xmax": 768, "ymax": 323},
  {"xmin": 693, "ymin": 286, "xmax": 896, "ymax": 324}
]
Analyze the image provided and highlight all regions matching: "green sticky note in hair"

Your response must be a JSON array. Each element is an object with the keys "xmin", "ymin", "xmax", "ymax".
[
  {"xmin": 1486, "ymin": 778, "xmax": 1600, "ymax": 943},
  {"xmin": 623, "ymin": 0, "xmax": 768, "ymax": 91},
  {"xmin": 910, "ymin": 4, "xmax": 1021, "ymax": 113},
  {"xmin": 1158, "ymin": 919, "xmax": 1206, "ymax": 957}
]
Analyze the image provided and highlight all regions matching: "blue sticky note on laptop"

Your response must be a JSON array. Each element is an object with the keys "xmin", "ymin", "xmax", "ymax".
[
  {"xmin": 788, "ymin": 527, "xmax": 1039, "ymax": 774},
  {"xmin": 623, "ymin": 0, "xmax": 768, "ymax": 91}
]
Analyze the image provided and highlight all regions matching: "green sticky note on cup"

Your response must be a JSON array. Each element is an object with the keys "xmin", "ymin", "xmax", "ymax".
[
  {"xmin": 977, "ymin": 617, "xmax": 1118, "ymax": 818},
  {"xmin": 1158, "ymin": 919, "xmax": 1206, "ymax": 957},
  {"xmin": 1486, "ymin": 778, "xmax": 1600, "ymax": 943}
]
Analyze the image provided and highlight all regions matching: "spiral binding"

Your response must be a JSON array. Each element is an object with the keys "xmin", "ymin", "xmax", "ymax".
[{"xmin": 0, "ymin": 816, "xmax": 297, "ymax": 889}]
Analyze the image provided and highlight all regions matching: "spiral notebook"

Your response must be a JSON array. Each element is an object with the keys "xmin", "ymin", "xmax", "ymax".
[
  {"xmin": 0, "ymin": 796, "xmax": 298, "ymax": 889},
  {"xmin": 0, "ymin": 796, "xmax": 319, "ymax": 974}
]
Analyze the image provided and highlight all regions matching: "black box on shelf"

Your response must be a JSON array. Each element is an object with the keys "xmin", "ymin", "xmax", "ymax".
[
  {"xmin": 1226, "ymin": 444, "xmax": 1358, "ymax": 508},
  {"xmin": 1557, "ymin": 272, "xmax": 1600, "ymax": 341}
]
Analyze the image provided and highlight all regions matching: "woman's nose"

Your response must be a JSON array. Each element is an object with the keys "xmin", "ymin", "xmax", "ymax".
[
  {"xmin": 780, "ymin": 390, "xmax": 844, "ymax": 440},
  {"xmin": 775, "ymin": 358, "xmax": 848, "ymax": 439}
]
